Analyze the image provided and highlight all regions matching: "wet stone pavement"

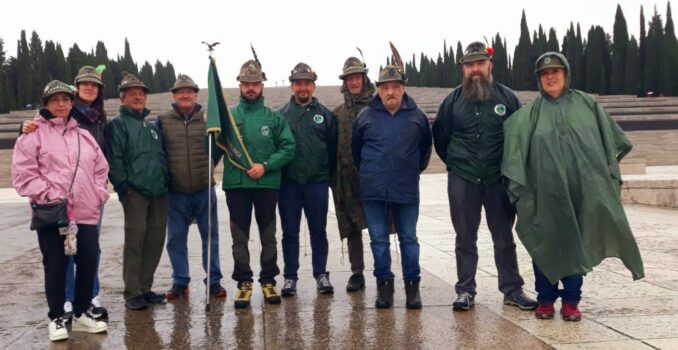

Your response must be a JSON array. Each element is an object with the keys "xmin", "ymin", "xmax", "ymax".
[{"xmin": 0, "ymin": 174, "xmax": 677, "ymax": 349}]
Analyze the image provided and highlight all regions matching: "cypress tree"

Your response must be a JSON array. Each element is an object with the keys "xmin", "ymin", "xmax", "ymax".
[
  {"xmin": 624, "ymin": 36, "xmax": 641, "ymax": 95},
  {"xmin": 29, "ymin": 31, "xmax": 49, "ymax": 103},
  {"xmin": 455, "ymin": 41, "xmax": 463, "ymax": 86},
  {"xmin": 492, "ymin": 33, "xmax": 510, "ymax": 85},
  {"xmin": 639, "ymin": 6, "xmax": 647, "ymax": 94},
  {"xmin": 512, "ymin": 10, "xmax": 536, "ymax": 90},
  {"xmin": 547, "ymin": 28, "xmax": 559, "ymax": 52},
  {"xmin": 663, "ymin": 1, "xmax": 678, "ymax": 95},
  {"xmin": 119, "ymin": 38, "xmax": 138, "ymax": 76},
  {"xmin": 139, "ymin": 61, "xmax": 154, "ymax": 90},
  {"xmin": 611, "ymin": 4, "xmax": 629, "ymax": 94},
  {"xmin": 67, "ymin": 44, "xmax": 87, "ymax": 80},
  {"xmin": 165, "ymin": 61, "xmax": 176, "ymax": 88},
  {"xmin": 15, "ymin": 31, "xmax": 32, "ymax": 107},
  {"xmin": 153, "ymin": 60, "xmax": 167, "ymax": 92},
  {"xmin": 644, "ymin": 6, "xmax": 664, "ymax": 95},
  {"xmin": 583, "ymin": 26, "xmax": 611, "ymax": 94}
]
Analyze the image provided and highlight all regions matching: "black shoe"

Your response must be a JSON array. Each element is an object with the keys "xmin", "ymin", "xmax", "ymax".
[
  {"xmin": 453, "ymin": 292, "xmax": 474, "ymax": 311},
  {"xmin": 143, "ymin": 291, "xmax": 167, "ymax": 304},
  {"xmin": 125, "ymin": 295, "xmax": 148, "ymax": 310},
  {"xmin": 375, "ymin": 279, "xmax": 394, "ymax": 309},
  {"xmin": 167, "ymin": 284, "xmax": 189, "ymax": 301},
  {"xmin": 210, "ymin": 283, "xmax": 227, "ymax": 298},
  {"xmin": 404, "ymin": 280, "xmax": 422, "ymax": 309},
  {"xmin": 88, "ymin": 305, "xmax": 108, "ymax": 320},
  {"xmin": 346, "ymin": 273, "xmax": 365, "ymax": 292},
  {"xmin": 316, "ymin": 273, "xmax": 334, "ymax": 294},
  {"xmin": 504, "ymin": 292, "xmax": 538, "ymax": 310}
]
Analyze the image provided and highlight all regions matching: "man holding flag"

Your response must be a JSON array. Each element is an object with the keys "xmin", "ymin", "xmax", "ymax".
[{"xmin": 206, "ymin": 57, "xmax": 295, "ymax": 309}]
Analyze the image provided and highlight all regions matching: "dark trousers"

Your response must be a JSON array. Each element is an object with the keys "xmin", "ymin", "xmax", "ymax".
[
  {"xmin": 120, "ymin": 189, "xmax": 169, "ymax": 300},
  {"xmin": 37, "ymin": 224, "xmax": 98, "ymax": 320},
  {"xmin": 533, "ymin": 262, "xmax": 583, "ymax": 305},
  {"xmin": 279, "ymin": 180, "xmax": 330, "ymax": 279},
  {"xmin": 346, "ymin": 231, "xmax": 365, "ymax": 274},
  {"xmin": 225, "ymin": 189, "xmax": 280, "ymax": 284},
  {"xmin": 447, "ymin": 172, "xmax": 524, "ymax": 296}
]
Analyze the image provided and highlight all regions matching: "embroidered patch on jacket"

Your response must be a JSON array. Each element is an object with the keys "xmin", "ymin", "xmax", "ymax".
[
  {"xmin": 494, "ymin": 104, "xmax": 507, "ymax": 116},
  {"xmin": 313, "ymin": 114, "xmax": 324, "ymax": 124},
  {"xmin": 260, "ymin": 125, "xmax": 270, "ymax": 136}
]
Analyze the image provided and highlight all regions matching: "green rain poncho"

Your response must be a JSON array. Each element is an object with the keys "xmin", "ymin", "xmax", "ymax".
[{"xmin": 502, "ymin": 52, "xmax": 644, "ymax": 284}]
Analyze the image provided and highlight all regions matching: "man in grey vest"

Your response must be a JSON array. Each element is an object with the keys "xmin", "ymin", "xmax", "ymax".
[{"xmin": 156, "ymin": 75, "xmax": 225, "ymax": 301}]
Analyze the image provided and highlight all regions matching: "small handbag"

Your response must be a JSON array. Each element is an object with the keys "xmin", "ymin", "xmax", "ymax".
[{"xmin": 30, "ymin": 132, "xmax": 80, "ymax": 230}]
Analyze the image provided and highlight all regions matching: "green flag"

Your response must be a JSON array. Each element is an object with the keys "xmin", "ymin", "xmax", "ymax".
[{"xmin": 205, "ymin": 56, "xmax": 253, "ymax": 171}]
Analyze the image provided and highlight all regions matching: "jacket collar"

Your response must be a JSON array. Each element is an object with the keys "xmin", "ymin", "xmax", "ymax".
[
  {"xmin": 288, "ymin": 96, "xmax": 318, "ymax": 109},
  {"xmin": 238, "ymin": 96, "xmax": 265, "ymax": 111},
  {"xmin": 368, "ymin": 92, "xmax": 417, "ymax": 114},
  {"xmin": 119, "ymin": 105, "xmax": 150, "ymax": 120},
  {"xmin": 36, "ymin": 109, "xmax": 79, "ymax": 130},
  {"xmin": 171, "ymin": 103, "xmax": 203, "ymax": 119}
]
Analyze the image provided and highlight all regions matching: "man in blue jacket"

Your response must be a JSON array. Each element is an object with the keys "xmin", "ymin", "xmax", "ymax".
[{"xmin": 351, "ymin": 64, "xmax": 432, "ymax": 309}]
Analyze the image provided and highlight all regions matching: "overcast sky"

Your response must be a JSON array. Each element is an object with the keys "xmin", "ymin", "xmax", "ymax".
[{"xmin": 0, "ymin": 0, "xmax": 666, "ymax": 88}]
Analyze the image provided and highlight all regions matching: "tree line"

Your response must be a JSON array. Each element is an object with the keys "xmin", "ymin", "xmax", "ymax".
[
  {"xmin": 391, "ymin": 4, "xmax": 673, "ymax": 97},
  {"xmin": 0, "ymin": 32, "xmax": 176, "ymax": 113}
]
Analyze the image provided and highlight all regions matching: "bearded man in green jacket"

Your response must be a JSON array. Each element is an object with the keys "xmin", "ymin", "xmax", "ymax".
[
  {"xmin": 502, "ymin": 52, "xmax": 644, "ymax": 321},
  {"xmin": 212, "ymin": 60, "xmax": 296, "ymax": 309}
]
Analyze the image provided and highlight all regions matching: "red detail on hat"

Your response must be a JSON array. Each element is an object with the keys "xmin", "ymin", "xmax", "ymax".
[{"xmin": 487, "ymin": 48, "xmax": 494, "ymax": 55}]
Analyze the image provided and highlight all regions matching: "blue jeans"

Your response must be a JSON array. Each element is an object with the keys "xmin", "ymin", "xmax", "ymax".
[
  {"xmin": 65, "ymin": 206, "xmax": 103, "ymax": 302},
  {"xmin": 279, "ymin": 180, "xmax": 329, "ymax": 279},
  {"xmin": 362, "ymin": 200, "xmax": 421, "ymax": 281},
  {"xmin": 533, "ymin": 261, "xmax": 583, "ymax": 304},
  {"xmin": 166, "ymin": 187, "xmax": 223, "ymax": 285}
]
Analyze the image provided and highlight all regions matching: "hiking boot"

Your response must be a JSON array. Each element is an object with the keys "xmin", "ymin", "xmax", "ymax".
[
  {"xmin": 346, "ymin": 273, "xmax": 365, "ymax": 292},
  {"xmin": 72, "ymin": 312, "xmax": 107, "ymax": 333},
  {"xmin": 167, "ymin": 284, "xmax": 189, "ymax": 301},
  {"xmin": 143, "ymin": 291, "xmax": 167, "ymax": 304},
  {"xmin": 281, "ymin": 279, "xmax": 297, "ymax": 297},
  {"xmin": 125, "ymin": 295, "xmax": 148, "ymax": 310},
  {"xmin": 210, "ymin": 283, "xmax": 227, "ymax": 298},
  {"xmin": 504, "ymin": 292, "xmax": 538, "ymax": 310},
  {"xmin": 316, "ymin": 273, "xmax": 334, "ymax": 294},
  {"xmin": 90, "ymin": 296, "xmax": 108, "ymax": 319},
  {"xmin": 48, "ymin": 317, "xmax": 68, "ymax": 341},
  {"xmin": 262, "ymin": 283, "xmax": 281, "ymax": 304},
  {"xmin": 535, "ymin": 303, "xmax": 555, "ymax": 319},
  {"xmin": 234, "ymin": 282, "xmax": 253, "ymax": 309},
  {"xmin": 63, "ymin": 301, "xmax": 73, "ymax": 322},
  {"xmin": 404, "ymin": 280, "xmax": 422, "ymax": 309},
  {"xmin": 375, "ymin": 279, "xmax": 394, "ymax": 309},
  {"xmin": 453, "ymin": 292, "xmax": 474, "ymax": 311},
  {"xmin": 561, "ymin": 303, "xmax": 582, "ymax": 321}
]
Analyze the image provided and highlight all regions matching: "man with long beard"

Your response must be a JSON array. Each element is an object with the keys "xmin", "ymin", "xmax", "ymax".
[
  {"xmin": 432, "ymin": 41, "xmax": 537, "ymax": 311},
  {"xmin": 212, "ymin": 60, "xmax": 295, "ymax": 309}
]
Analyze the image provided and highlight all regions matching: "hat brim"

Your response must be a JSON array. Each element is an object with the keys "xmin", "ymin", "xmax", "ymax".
[
  {"xmin": 460, "ymin": 54, "xmax": 491, "ymax": 64},
  {"xmin": 535, "ymin": 64, "xmax": 566, "ymax": 73},
  {"xmin": 375, "ymin": 78, "xmax": 407, "ymax": 86},
  {"xmin": 339, "ymin": 69, "xmax": 368, "ymax": 80},
  {"xmin": 76, "ymin": 77, "xmax": 104, "ymax": 86},
  {"xmin": 119, "ymin": 85, "xmax": 151, "ymax": 93},
  {"xmin": 171, "ymin": 86, "xmax": 200, "ymax": 93}
]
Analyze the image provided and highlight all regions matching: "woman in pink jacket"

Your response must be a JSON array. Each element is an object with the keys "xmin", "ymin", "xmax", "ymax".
[{"xmin": 11, "ymin": 80, "xmax": 109, "ymax": 342}]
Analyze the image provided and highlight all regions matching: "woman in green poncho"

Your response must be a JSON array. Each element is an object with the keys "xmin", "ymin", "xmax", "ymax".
[{"xmin": 502, "ymin": 52, "xmax": 644, "ymax": 322}]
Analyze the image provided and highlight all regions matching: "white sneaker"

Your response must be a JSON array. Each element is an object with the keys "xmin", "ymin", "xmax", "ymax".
[
  {"xmin": 72, "ymin": 313, "xmax": 107, "ymax": 334},
  {"xmin": 48, "ymin": 317, "xmax": 68, "ymax": 341}
]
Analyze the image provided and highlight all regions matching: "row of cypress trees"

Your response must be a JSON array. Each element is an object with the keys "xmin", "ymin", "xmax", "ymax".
[
  {"xmin": 0, "ymin": 33, "xmax": 176, "ymax": 113},
  {"xmin": 396, "ymin": 4, "xmax": 673, "ymax": 97}
]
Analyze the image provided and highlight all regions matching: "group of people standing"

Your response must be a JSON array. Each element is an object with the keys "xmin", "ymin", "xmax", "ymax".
[{"xmin": 12, "ymin": 40, "xmax": 644, "ymax": 343}]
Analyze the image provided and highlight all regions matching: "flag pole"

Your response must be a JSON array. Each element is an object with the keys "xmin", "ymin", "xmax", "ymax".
[{"xmin": 202, "ymin": 41, "xmax": 220, "ymax": 313}]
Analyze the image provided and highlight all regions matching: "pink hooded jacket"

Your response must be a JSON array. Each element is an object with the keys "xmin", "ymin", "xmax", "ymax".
[{"xmin": 12, "ymin": 112, "xmax": 110, "ymax": 225}]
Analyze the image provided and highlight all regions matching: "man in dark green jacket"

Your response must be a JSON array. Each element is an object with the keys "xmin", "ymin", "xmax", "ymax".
[
  {"xmin": 331, "ymin": 56, "xmax": 374, "ymax": 292},
  {"xmin": 156, "ymin": 75, "xmax": 225, "ymax": 301},
  {"xmin": 212, "ymin": 59, "xmax": 295, "ymax": 308},
  {"xmin": 106, "ymin": 74, "xmax": 169, "ymax": 310},
  {"xmin": 278, "ymin": 63, "xmax": 337, "ymax": 297},
  {"xmin": 432, "ymin": 41, "xmax": 536, "ymax": 311}
]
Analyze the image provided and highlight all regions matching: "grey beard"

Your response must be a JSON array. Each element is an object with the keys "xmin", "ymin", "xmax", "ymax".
[{"xmin": 462, "ymin": 74, "xmax": 493, "ymax": 102}]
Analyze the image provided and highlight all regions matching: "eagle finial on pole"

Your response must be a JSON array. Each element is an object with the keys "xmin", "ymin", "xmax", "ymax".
[{"xmin": 202, "ymin": 41, "xmax": 220, "ymax": 55}]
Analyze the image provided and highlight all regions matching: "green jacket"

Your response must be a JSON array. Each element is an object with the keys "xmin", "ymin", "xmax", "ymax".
[
  {"xmin": 502, "ymin": 88, "xmax": 644, "ymax": 284},
  {"xmin": 106, "ymin": 106, "xmax": 169, "ymax": 197},
  {"xmin": 432, "ymin": 83, "xmax": 521, "ymax": 184},
  {"xmin": 279, "ymin": 97, "xmax": 337, "ymax": 184},
  {"xmin": 213, "ymin": 96, "xmax": 295, "ymax": 190}
]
